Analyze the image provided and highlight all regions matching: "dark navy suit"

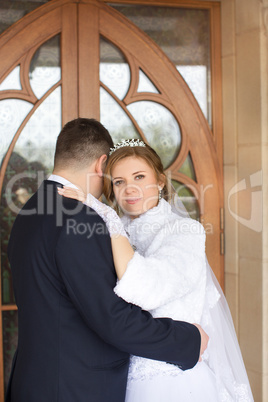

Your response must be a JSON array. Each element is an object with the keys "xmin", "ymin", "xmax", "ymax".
[{"xmin": 6, "ymin": 180, "xmax": 200, "ymax": 402}]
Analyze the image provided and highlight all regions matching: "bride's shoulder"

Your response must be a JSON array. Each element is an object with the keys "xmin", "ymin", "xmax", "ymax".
[
  {"xmin": 174, "ymin": 216, "xmax": 205, "ymax": 236},
  {"xmin": 165, "ymin": 217, "xmax": 206, "ymax": 257},
  {"xmin": 160, "ymin": 199, "xmax": 205, "ymax": 235},
  {"xmin": 165, "ymin": 206, "xmax": 205, "ymax": 235}
]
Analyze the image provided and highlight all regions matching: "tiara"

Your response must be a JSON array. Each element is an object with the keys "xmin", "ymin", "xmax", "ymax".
[{"xmin": 109, "ymin": 139, "xmax": 146, "ymax": 155}]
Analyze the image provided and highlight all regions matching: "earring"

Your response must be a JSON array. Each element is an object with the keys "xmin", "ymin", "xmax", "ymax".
[{"xmin": 158, "ymin": 186, "xmax": 162, "ymax": 201}]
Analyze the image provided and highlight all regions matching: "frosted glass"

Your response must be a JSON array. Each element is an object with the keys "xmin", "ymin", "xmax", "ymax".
[
  {"xmin": 172, "ymin": 180, "xmax": 199, "ymax": 221},
  {"xmin": 177, "ymin": 65, "xmax": 207, "ymax": 119},
  {"xmin": 29, "ymin": 35, "xmax": 61, "ymax": 99},
  {"xmin": 127, "ymin": 101, "xmax": 181, "ymax": 169},
  {"xmin": 100, "ymin": 38, "xmax": 130, "ymax": 101},
  {"xmin": 100, "ymin": 87, "xmax": 140, "ymax": 144},
  {"xmin": 0, "ymin": 65, "xmax": 21, "ymax": 91},
  {"xmin": 179, "ymin": 153, "xmax": 196, "ymax": 182},
  {"xmin": 137, "ymin": 70, "xmax": 159, "ymax": 94},
  {"xmin": 14, "ymin": 86, "xmax": 61, "ymax": 171},
  {"xmin": 0, "ymin": 99, "xmax": 33, "ymax": 165}
]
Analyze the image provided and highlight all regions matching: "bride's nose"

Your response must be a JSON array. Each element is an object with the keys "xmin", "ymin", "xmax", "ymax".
[{"xmin": 124, "ymin": 183, "xmax": 140, "ymax": 195}]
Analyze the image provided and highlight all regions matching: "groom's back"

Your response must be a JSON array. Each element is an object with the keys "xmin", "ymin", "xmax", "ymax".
[
  {"xmin": 7, "ymin": 181, "xmax": 64, "ymax": 399},
  {"xmin": 6, "ymin": 180, "xmax": 129, "ymax": 402}
]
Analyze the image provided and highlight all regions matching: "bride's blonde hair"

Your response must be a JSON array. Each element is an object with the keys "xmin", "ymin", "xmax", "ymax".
[{"xmin": 103, "ymin": 143, "xmax": 175, "ymax": 212}]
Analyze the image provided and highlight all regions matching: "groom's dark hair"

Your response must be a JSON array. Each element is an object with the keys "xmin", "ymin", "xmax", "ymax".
[{"xmin": 54, "ymin": 118, "xmax": 114, "ymax": 170}]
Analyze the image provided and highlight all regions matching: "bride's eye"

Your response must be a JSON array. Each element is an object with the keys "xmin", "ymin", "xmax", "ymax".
[
  {"xmin": 113, "ymin": 180, "xmax": 123, "ymax": 187},
  {"xmin": 135, "ymin": 174, "xmax": 145, "ymax": 180}
]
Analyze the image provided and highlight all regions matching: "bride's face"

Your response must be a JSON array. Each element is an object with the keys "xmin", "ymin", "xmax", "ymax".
[{"xmin": 111, "ymin": 156, "xmax": 164, "ymax": 219}]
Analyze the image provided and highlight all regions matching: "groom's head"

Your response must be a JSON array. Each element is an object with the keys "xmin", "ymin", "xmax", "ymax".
[
  {"xmin": 53, "ymin": 118, "xmax": 114, "ymax": 196},
  {"xmin": 54, "ymin": 118, "xmax": 113, "ymax": 170}
]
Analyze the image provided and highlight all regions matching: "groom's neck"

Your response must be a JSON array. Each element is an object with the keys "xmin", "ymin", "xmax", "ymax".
[
  {"xmin": 52, "ymin": 169, "xmax": 85, "ymax": 191},
  {"xmin": 52, "ymin": 168, "xmax": 100, "ymax": 198}
]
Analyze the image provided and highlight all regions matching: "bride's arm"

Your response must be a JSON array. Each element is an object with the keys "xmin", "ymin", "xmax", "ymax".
[
  {"xmin": 111, "ymin": 236, "xmax": 134, "ymax": 280},
  {"xmin": 114, "ymin": 221, "xmax": 207, "ymax": 311}
]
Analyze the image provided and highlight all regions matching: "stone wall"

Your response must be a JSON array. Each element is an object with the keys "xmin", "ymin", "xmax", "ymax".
[{"xmin": 221, "ymin": 0, "xmax": 268, "ymax": 400}]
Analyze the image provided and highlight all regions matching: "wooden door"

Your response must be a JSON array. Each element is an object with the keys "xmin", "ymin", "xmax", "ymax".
[{"xmin": 0, "ymin": 0, "xmax": 223, "ymax": 398}]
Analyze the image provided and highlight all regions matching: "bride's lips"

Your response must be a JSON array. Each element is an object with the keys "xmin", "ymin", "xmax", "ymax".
[{"xmin": 125, "ymin": 198, "xmax": 142, "ymax": 205}]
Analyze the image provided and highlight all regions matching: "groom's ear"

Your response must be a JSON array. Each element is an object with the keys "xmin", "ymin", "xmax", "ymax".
[{"xmin": 95, "ymin": 154, "xmax": 108, "ymax": 177}]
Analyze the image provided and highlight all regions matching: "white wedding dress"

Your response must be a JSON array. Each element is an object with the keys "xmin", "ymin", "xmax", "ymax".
[{"xmin": 113, "ymin": 199, "xmax": 254, "ymax": 402}]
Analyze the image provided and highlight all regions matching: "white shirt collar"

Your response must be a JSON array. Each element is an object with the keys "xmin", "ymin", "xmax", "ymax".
[{"xmin": 47, "ymin": 174, "xmax": 78, "ymax": 189}]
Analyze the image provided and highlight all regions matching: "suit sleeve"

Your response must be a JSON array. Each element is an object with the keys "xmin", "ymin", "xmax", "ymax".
[{"xmin": 55, "ymin": 208, "xmax": 201, "ymax": 370}]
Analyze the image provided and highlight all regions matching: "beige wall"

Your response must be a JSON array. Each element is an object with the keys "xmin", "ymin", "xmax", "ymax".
[
  {"xmin": 261, "ymin": 4, "xmax": 268, "ymax": 400},
  {"xmin": 221, "ymin": 0, "xmax": 268, "ymax": 400}
]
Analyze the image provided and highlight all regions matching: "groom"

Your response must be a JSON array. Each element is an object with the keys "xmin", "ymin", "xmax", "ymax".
[{"xmin": 6, "ymin": 118, "xmax": 208, "ymax": 402}]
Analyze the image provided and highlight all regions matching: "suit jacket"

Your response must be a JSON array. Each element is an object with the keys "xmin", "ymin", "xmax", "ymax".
[{"xmin": 6, "ymin": 180, "xmax": 200, "ymax": 402}]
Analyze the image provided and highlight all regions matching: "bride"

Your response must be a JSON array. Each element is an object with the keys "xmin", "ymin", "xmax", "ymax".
[{"xmin": 59, "ymin": 139, "xmax": 253, "ymax": 401}]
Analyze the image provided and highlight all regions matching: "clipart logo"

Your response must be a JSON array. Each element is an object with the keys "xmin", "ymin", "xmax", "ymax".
[{"xmin": 228, "ymin": 170, "xmax": 262, "ymax": 232}]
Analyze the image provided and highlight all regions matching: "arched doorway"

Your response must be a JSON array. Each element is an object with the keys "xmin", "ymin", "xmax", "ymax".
[{"xmin": 0, "ymin": 0, "xmax": 223, "ymax": 397}]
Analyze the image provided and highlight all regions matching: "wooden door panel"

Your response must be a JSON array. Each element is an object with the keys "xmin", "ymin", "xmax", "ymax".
[
  {"xmin": 62, "ymin": 3, "xmax": 79, "ymax": 124},
  {"xmin": 0, "ymin": 1, "xmax": 223, "ymax": 399},
  {"xmin": 78, "ymin": 3, "xmax": 100, "ymax": 119}
]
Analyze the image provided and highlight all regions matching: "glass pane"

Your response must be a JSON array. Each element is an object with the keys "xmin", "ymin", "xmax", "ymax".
[
  {"xmin": 137, "ymin": 70, "xmax": 159, "ymax": 94},
  {"xmin": 127, "ymin": 101, "xmax": 181, "ymax": 169},
  {"xmin": 13, "ymin": 86, "xmax": 61, "ymax": 171},
  {"xmin": 111, "ymin": 5, "xmax": 211, "ymax": 126},
  {"xmin": 172, "ymin": 180, "xmax": 200, "ymax": 221},
  {"xmin": 0, "ymin": 99, "xmax": 33, "ymax": 166},
  {"xmin": 177, "ymin": 66, "xmax": 208, "ymax": 119},
  {"xmin": 100, "ymin": 37, "xmax": 130, "ymax": 100},
  {"xmin": 0, "ymin": 65, "xmax": 21, "ymax": 91},
  {"xmin": 3, "ymin": 310, "xmax": 18, "ymax": 394},
  {"xmin": 29, "ymin": 35, "xmax": 61, "ymax": 99},
  {"xmin": 178, "ymin": 153, "xmax": 196, "ymax": 182},
  {"xmin": 100, "ymin": 87, "xmax": 140, "ymax": 143},
  {"xmin": 1, "ymin": 190, "xmax": 16, "ymax": 304},
  {"xmin": 0, "ymin": 1, "xmax": 50, "ymax": 36},
  {"xmin": 1, "ymin": 86, "xmax": 61, "ymax": 304}
]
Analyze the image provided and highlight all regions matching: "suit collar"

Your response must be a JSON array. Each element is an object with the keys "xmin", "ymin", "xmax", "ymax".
[
  {"xmin": 41, "ymin": 180, "xmax": 64, "ymax": 192},
  {"xmin": 47, "ymin": 174, "xmax": 78, "ymax": 188}
]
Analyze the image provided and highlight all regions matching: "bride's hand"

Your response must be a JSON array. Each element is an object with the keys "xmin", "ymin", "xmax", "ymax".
[
  {"xmin": 57, "ymin": 186, "xmax": 86, "ymax": 202},
  {"xmin": 193, "ymin": 324, "xmax": 209, "ymax": 362},
  {"xmin": 58, "ymin": 187, "xmax": 128, "ymax": 239},
  {"xmin": 83, "ymin": 193, "xmax": 128, "ymax": 239}
]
